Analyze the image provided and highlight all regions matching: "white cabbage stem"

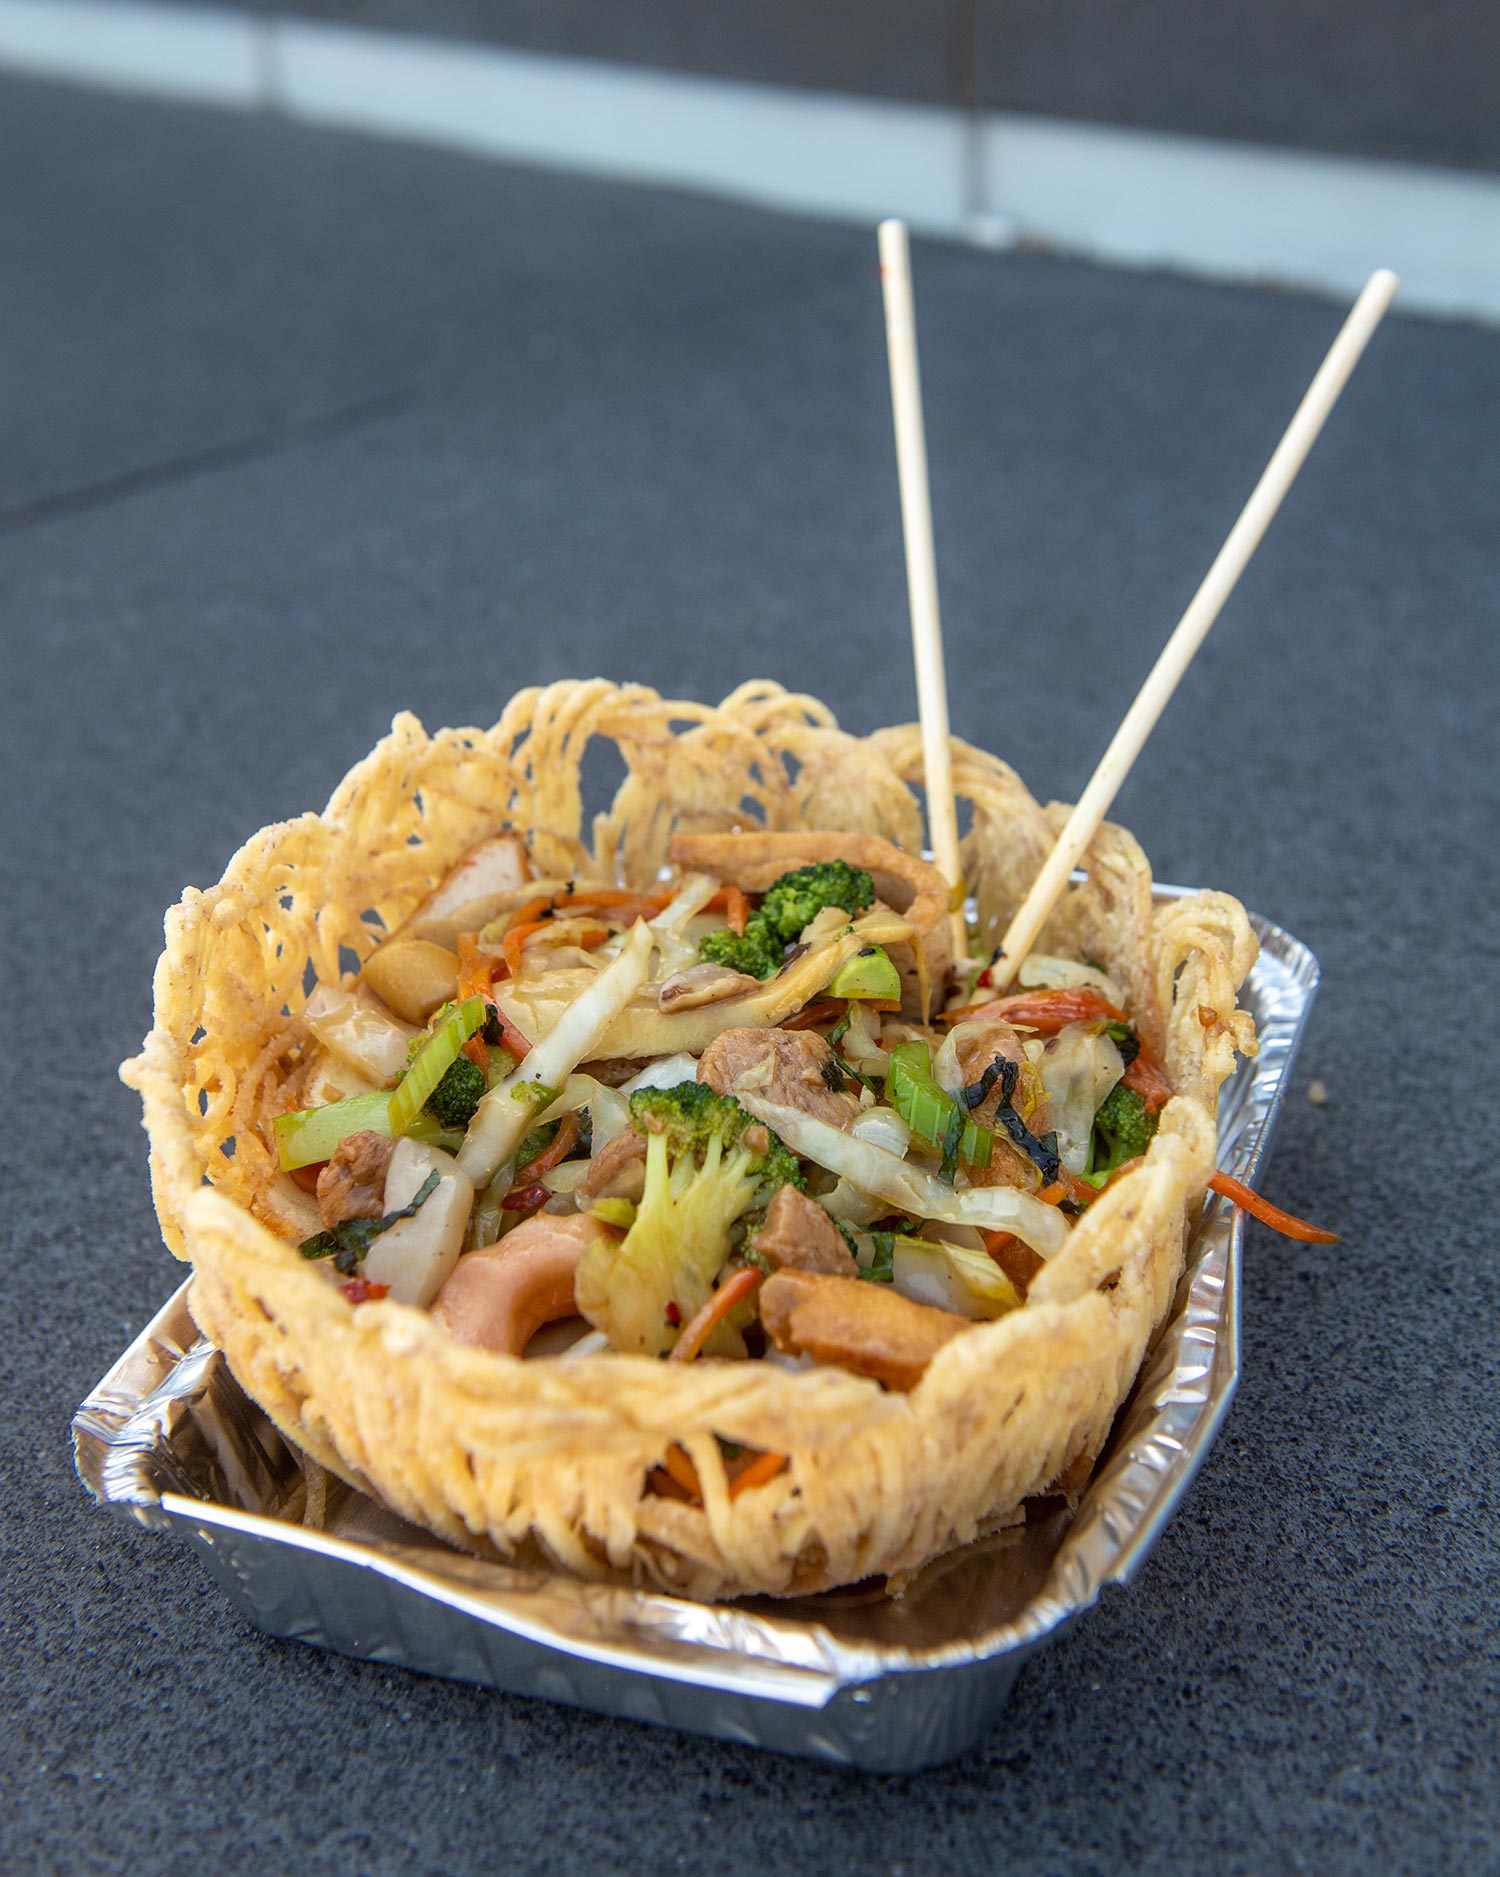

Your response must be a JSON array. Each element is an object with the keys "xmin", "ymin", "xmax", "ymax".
[
  {"xmin": 458, "ymin": 920, "xmax": 654, "ymax": 1187},
  {"xmin": 741, "ymin": 1096, "xmax": 1068, "ymax": 1258}
]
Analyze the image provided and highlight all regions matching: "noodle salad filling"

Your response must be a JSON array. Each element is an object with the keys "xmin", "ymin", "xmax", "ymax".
[{"xmin": 272, "ymin": 826, "xmax": 1331, "ymax": 1479}]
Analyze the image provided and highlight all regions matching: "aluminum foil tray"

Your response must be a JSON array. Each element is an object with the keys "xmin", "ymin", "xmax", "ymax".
[{"xmin": 75, "ymin": 897, "xmax": 1318, "ymax": 1770}]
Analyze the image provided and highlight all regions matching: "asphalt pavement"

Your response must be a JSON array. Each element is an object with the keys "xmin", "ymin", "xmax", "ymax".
[{"xmin": 1, "ymin": 73, "xmax": 1496, "ymax": 1875}]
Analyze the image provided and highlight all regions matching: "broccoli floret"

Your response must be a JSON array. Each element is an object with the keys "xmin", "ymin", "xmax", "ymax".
[
  {"xmin": 574, "ymin": 1082, "xmax": 802, "ymax": 1356},
  {"xmin": 422, "ymin": 1055, "xmax": 487, "ymax": 1130},
  {"xmin": 699, "ymin": 916, "xmax": 784, "ymax": 980},
  {"xmin": 759, "ymin": 860, "xmax": 875, "ymax": 945},
  {"xmin": 696, "ymin": 859, "xmax": 876, "ymax": 981},
  {"xmin": 1084, "ymin": 1083, "xmax": 1159, "ymax": 1187}
]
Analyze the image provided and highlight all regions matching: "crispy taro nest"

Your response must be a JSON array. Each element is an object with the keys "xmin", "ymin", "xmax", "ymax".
[{"xmin": 122, "ymin": 679, "xmax": 1258, "ymax": 1600}]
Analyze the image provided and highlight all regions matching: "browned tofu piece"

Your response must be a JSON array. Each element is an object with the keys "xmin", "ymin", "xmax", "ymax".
[{"xmin": 759, "ymin": 1268, "xmax": 968, "ymax": 1391}]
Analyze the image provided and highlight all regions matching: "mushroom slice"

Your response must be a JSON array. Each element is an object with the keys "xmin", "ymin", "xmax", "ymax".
[
  {"xmin": 667, "ymin": 830, "xmax": 952, "ymax": 1020},
  {"xmin": 495, "ymin": 908, "xmax": 912, "ymax": 1061},
  {"xmin": 656, "ymin": 962, "xmax": 761, "ymax": 1011}
]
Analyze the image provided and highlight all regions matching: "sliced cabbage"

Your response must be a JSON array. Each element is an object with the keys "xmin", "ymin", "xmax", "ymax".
[
  {"xmin": 840, "ymin": 1000, "xmax": 890, "ymax": 1075},
  {"xmin": 457, "ymin": 920, "xmax": 654, "ymax": 1187},
  {"xmin": 619, "ymin": 1053, "xmax": 701, "ymax": 1095},
  {"xmin": 528, "ymin": 1073, "xmax": 630, "ymax": 1154},
  {"xmin": 301, "ymin": 1054, "xmax": 379, "ymax": 1108},
  {"xmin": 890, "ymin": 1235, "xmax": 1021, "ymax": 1319},
  {"xmin": 851, "ymin": 1106, "xmax": 912, "ymax": 1157},
  {"xmin": 739, "ymin": 1097, "xmax": 1068, "ymax": 1257},
  {"xmin": 1037, "ymin": 1024, "xmax": 1126, "ymax": 1174},
  {"xmin": 303, "ymin": 982, "xmax": 417, "ymax": 1085},
  {"xmin": 1017, "ymin": 951, "xmax": 1126, "ymax": 1008},
  {"xmin": 649, "ymin": 873, "xmax": 721, "ymax": 976},
  {"xmin": 823, "ymin": 1180, "xmax": 890, "ymax": 1228},
  {"xmin": 932, "ymin": 1019, "xmax": 988, "ymax": 1099}
]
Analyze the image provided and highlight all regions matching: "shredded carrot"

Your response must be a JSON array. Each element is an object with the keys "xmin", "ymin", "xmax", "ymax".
[
  {"xmin": 645, "ymin": 1464, "xmax": 695, "ymax": 1504},
  {"xmin": 781, "ymin": 999, "xmax": 846, "ymax": 1031},
  {"xmin": 456, "ymin": 931, "xmax": 497, "ymax": 1002},
  {"xmin": 980, "ymin": 1228, "xmax": 1045, "ymax": 1296},
  {"xmin": 1035, "ymin": 1181, "xmax": 1067, "ymax": 1206},
  {"xmin": 462, "ymin": 1033, "xmax": 490, "ymax": 1074},
  {"xmin": 512, "ymin": 1109, "xmax": 580, "ymax": 1186},
  {"xmin": 669, "ymin": 1266, "xmax": 762, "ymax": 1363},
  {"xmin": 948, "ymin": 987, "xmax": 1126, "ymax": 1031},
  {"xmin": 651, "ymin": 1439, "xmax": 786, "ymax": 1504},
  {"xmin": 554, "ymin": 888, "xmax": 672, "ymax": 914},
  {"xmin": 1123, "ymin": 1051, "xmax": 1173, "ymax": 1114},
  {"xmin": 728, "ymin": 1450, "xmax": 788, "ymax": 1498},
  {"xmin": 490, "ymin": 1006, "xmax": 532, "ymax": 1063},
  {"xmin": 721, "ymin": 885, "xmax": 752, "ymax": 936},
  {"xmin": 661, "ymin": 1444, "xmax": 702, "ymax": 1499},
  {"xmin": 501, "ymin": 913, "xmax": 554, "ymax": 977},
  {"xmin": 1209, "ymin": 1172, "xmax": 1339, "ymax": 1243},
  {"xmin": 289, "ymin": 1161, "xmax": 325, "ymax": 1194}
]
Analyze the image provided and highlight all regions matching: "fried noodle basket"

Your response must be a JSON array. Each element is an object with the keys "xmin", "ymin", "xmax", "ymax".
[{"xmin": 121, "ymin": 679, "xmax": 1257, "ymax": 1600}]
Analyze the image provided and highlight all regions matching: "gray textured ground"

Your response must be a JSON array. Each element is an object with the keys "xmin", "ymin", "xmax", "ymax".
[{"xmin": 1, "ymin": 77, "xmax": 1496, "ymax": 1876}]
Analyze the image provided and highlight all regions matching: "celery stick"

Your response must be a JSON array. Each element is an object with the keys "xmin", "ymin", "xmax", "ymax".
[
  {"xmin": 275, "ymin": 1091, "xmax": 393, "ymax": 1170},
  {"xmin": 387, "ymin": 995, "xmax": 486, "ymax": 1136}
]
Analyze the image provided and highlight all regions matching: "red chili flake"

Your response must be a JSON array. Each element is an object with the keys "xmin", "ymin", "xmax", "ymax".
[
  {"xmin": 339, "ymin": 1278, "xmax": 390, "ymax": 1305},
  {"xmin": 665, "ymin": 1301, "xmax": 682, "ymax": 1327},
  {"xmin": 504, "ymin": 1182, "xmax": 550, "ymax": 1220}
]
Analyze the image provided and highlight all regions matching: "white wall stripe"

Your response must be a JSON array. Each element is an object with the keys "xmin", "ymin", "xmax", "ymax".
[
  {"xmin": 984, "ymin": 115, "xmax": 1500, "ymax": 324},
  {"xmin": 273, "ymin": 20, "xmax": 968, "ymax": 233},
  {"xmin": 0, "ymin": 0, "xmax": 262, "ymax": 105},
  {"xmin": 1, "ymin": 0, "xmax": 1497, "ymax": 323}
]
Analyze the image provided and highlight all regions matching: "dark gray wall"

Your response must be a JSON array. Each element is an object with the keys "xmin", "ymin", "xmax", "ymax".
[
  {"xmin": 250, "ymin": 0, "xmax": 1500, "ymax": 173},
  {"xmin": 980, "ymin": 1, "xmax": 1498, "ymax": 175}
]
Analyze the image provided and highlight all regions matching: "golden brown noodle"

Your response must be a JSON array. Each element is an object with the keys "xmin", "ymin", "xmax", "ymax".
[{"xmin": 122, "ymin": 680, "xmax": 1256, "ymax": 1599}]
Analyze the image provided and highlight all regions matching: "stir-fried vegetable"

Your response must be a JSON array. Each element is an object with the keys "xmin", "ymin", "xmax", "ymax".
[
  {"xmin": 302, "ymin": 982, "xmax": 417, "ymax": 1085},
  {"xmin": 274, "ymin": 1090, "xmax": 463, "ymax": 1171},
  {"xmin": 574, "ymin": 1083, "xmax": 802, "ymax": 1356},
  {"xmin": 700, "ymin": 917, "xmax": 783, "ymax": 981},
  {"xmin": 1209, "ymin": 1172, "xmax": 1339, "ymax": 1243},
  {"xmin": 274, "ymin": 824, "xmax": 1316, "ymax": 1396},
  {"xmin": 458, "ymin": 919, "xmax": 654, "ymax": 1186},
  {"xmin": 1034, "ymin": 1024, "xmax": 1126, "ymax": 1174},
  {"xmin": 886, "ymin": 1233, "xmax": 1022, "ymax": 1319},
  {"xmin": 886, "ymin": 1041, "xmax": 993, "ymax": 1172},
  {"xmin": 698, "ymin": 859, "xmax": 876, "ymax": 981},
  {"xmin": 740, "ymin": 1096, "xmax": 1069, "ymax": 1257},
  {"xmin": 388, "ymin": 996, "xmax": 488, "ymax": 1135},
  {"xmin": 299, "ymin": 1168, "xmax": 441, "ymax": 1276},
  {"xmin": 1083, "ymin": 1083, "xmax": 1159, "ymax": 1188},
  {"xmin": 828, "ymin": 944, "xmax": 901, "ymax": 1004},
  {"xmin": 361, "ymin": 1140, "xmax": 476, "ymax": 1305},
  {"xmin": 760, "ymin": 860, "xmax": 874, "ymax": 937}
]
